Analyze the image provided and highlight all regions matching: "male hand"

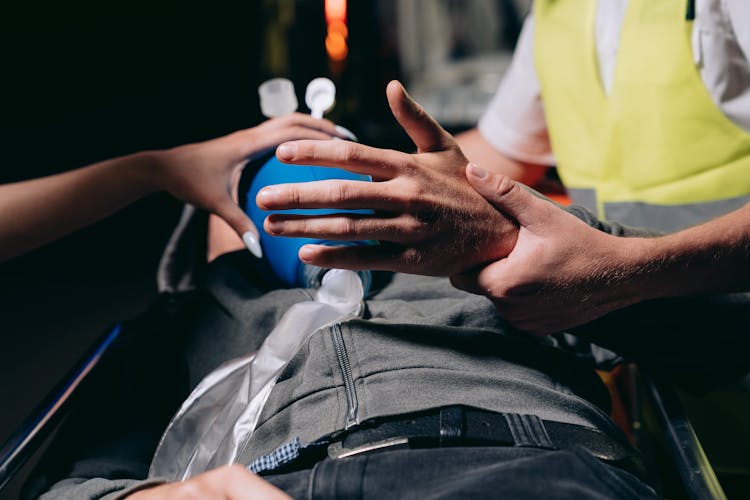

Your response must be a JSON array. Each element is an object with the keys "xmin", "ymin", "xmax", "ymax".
[
  {"xmin": 451, "ymin": 164, "xmax": 646, "ymax": 335},
  {"xmin": 255, "ymin": 81, "xmax": 518, "ymax": 276},
  {"xmin": 126, "ymin": 465, "xmax": 290, "ymax": 500}
]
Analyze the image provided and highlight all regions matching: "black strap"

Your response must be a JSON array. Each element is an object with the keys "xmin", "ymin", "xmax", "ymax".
[
  {"xmin": 340, "ymin": 406, "xmax": 628, "ymax": 459},
  {"xmin": 271, "ymin": 406, "xmax": 647, "ymax": 484},
  {"xmin": 330, "ymin": 406, "xmax": 646, "ymax": 481}
]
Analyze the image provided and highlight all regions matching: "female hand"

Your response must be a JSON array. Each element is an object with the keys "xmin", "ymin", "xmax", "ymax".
[
  {"xmin": 254, "ymin": 81, "xmax": 519, "ymax": 276},
  {"xmin": 150, "ymin": 113, "xmax": 348, "ymax": 256},
  {"xmin": 0, "ymin": 113, "xmax": 348, "ymax": 263}
]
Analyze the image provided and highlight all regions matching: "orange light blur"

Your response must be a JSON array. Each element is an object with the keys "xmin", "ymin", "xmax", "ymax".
[
  {"xmin": 325, "ymin": 0, "xmax": 346, "ymax": 24},
  {"xmin": 325, "ymin": 0, "xmax": 348, "ymax": 63},
  {"xmin": 326, "ymin": 32, "xmax": 348, "ymax": 61},
  {"xmin": 328, "ymin": 19, "xmax": 348, "ymax": 39}
]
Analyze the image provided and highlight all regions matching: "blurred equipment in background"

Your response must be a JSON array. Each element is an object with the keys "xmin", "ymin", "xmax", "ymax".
[
  {"xmin": 255, "ymin": 0, "xmax": 529, "ymax": 146},
  {"xmin": 396, "ymin": 0, "xmax": 529, "ymax": 128}
]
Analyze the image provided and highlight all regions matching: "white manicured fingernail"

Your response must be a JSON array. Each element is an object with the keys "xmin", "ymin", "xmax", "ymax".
[
  {"xmin": 335, "ymin": 125, "xmax": 358, "ymax": 142},
  {"xmin": 242, "ymin": 232, "xmax": 263, "ymax": 258}
]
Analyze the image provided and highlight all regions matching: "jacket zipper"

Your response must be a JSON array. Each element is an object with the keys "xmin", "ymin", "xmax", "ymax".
[{"xmin": 332, "ymin": 323, "xmax": 358, "ymax": 428}]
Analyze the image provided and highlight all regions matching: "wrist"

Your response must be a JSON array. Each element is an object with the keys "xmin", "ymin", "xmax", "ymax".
[
  {"xmin": 129, "ymin": 150, "xmax": 170, "ymax": 194},
  {"xmin": 583, "ymin": 234, "xmax": 659, "ymax": 309}
]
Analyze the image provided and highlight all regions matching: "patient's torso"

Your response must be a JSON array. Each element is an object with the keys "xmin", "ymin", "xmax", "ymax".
[{"xmin": 184, "ymin": 257, "xmax": 618, "ymax": 464}]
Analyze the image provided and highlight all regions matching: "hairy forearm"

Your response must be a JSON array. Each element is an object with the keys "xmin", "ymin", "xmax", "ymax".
[
  {"xmin": 0, "ymin": 152, "xmax": 160, "ymax": 262},
  {"xmin": 569, "ymin": 207, "xmax": 750, "ymax": 388},
  {"xmin": 625, "ymin": 203, "xmax": 750, "ymax": 300}
]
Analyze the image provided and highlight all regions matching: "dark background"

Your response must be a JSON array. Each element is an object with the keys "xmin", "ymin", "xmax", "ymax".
[{"xmin": 0, "ymin": 1, "xmax": 405, "ymax": 496}]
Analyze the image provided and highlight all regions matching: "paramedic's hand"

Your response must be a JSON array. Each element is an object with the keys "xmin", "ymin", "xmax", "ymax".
[
  {"xmin": 451, "ymin": 166, "xmax": 646, "ymax": 335},
  {"xmin": 126, "ymin": 465, "xmax": 291, "ymax": 500},
  {"xmin": 150, "ymin": 114, "xmax": 347, "ymax": 256},
  {"xmin": 255, "ymin": 80, "xmax": 518, "ymax": 275}
]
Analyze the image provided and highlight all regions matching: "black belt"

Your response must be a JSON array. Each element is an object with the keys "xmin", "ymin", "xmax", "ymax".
[{"xmin": 286, "ymin": 405, "xmax": 647, "ymax": 483}]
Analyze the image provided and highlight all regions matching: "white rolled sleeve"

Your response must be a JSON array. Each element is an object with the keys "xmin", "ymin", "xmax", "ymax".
[{"xmin": 478, "ymin": 16, "xmax": 555, "ymax": 166}]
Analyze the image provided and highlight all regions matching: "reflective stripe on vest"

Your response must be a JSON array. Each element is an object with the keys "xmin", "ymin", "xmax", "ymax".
[
  {"xmin": 568, "ymin": 188, "xmax": 750, "ymax": 233},
  {"xmin": 534, "ymin": 0, "xmax": 750, "ymax": 233}
]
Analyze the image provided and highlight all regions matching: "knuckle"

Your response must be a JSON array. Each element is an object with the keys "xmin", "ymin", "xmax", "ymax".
[
  {"xmin": 339, "ymin": 217, "xmax": 358, "ymax": 236},
  {"xmin": 403, "ymin": 214, "xmax": 428, "ymax": 235},
  {"xmin": 283, "ymin": 186, "xmax": 302, "ymax": 207},
  {"xmin": 399, "ymin": 247, "xmax": 423, "ymax": 266},
  {"xmin": 333, "ymin": 180, "xmax": 352, "ymax": 203},
  {"xmin": 293, "ymin": 217, "xmax": 309, "ymax": 235},
  {"xmin": 494, "ymin": 175, "xmax": 519, "ymax": 199},
  {"xmin": 392, "ymin": 179, "xmax": 424, "ymax": 212},
  {"xmin": 298, "ymin": 143, "xmax": 315, "ymax": 162},
  {"xmin": 336, "ymin": 141, "xmax": 359, "ymax": 162},
  {"xmin": 400, "ymin": 157, "xmax": 421, "ymax": 177}
]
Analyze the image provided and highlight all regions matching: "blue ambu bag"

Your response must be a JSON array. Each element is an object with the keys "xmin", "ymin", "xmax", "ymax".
[{"xmin": 245, "ymin": 153, "xmax": 372, "ymax": 288}]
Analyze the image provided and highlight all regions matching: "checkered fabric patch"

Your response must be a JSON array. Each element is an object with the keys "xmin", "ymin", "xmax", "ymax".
[{"xmin": 247, "ymin": 437, "xmax": 302, "ymax": 473}]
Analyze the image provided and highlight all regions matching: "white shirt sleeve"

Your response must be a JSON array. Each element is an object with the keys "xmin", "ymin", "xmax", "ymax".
[
  {"xmin": 478, "ymin": 15, "xmax": 556, "ymax": 166},
  {"xmin": 725, "ymin": 0, "xmax": 750, "ymax": 64}
]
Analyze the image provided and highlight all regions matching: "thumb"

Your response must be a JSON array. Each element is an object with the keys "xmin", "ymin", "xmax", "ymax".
[
  {"xmin": 214, "ymin": 201, "xmax": 263, "ymax": 258},
  {"xmin": 386, "ymin": 80, "xmax": 453, "ymax": 153},
  {"xmin": 465, "ymin": 163, "xmax": 548, "ymax": 227}
]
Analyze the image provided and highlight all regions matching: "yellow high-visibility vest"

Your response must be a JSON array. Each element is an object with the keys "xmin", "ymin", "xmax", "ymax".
[{"xmin": 534, "ymin": 0, "xmax": 750, "ymax": 232}]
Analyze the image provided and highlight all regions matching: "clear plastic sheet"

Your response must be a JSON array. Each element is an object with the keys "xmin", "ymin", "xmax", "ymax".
[{"xmin": 149, "ymin": 269, "xmax": 365, "ymax": 480}]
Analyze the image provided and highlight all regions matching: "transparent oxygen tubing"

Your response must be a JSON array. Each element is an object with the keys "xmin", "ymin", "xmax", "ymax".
[{"xmin": 149, "ymin": 269, "xmax": 365, "ymax": 481}]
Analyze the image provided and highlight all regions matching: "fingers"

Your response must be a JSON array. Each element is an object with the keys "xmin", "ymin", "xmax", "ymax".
[
  {"xmin": 265, "ymin": 212, "xmax": 428, "ymax": 244},
  {"xmin": 257, "ymin": 179, "xmax": 408, "ymax": 212},
  {"xmin": 235, "ymin": 114, "xmax": 352, "ymax": 159},
  {"xmin": 257, "ymin": 113, "xmax": 348, "ymax": 139},
  {"xmin": 386, "ymin": 80, "xmax": 454, "ymax": 153},
  {"xmin": 297, "ymin": 242, "xmax": 431, "ymax": 274},
  {"xmin": 277, "ymin": 113, "xmax": 349, "ymax": 138},
  {"xmin": 265, "ymin": 127, "xmax": 343, "ymax": 149},
  {"xmin": 245, "ymin": 128, "xmax": 342, "ymax": 160},
  {"xmin": 275, "ymin": 139, "xmax": 406, "ymax": 178},
  {"xmin": 465, "ymin": 163, "xmax": 553, "ymax": 227},
  {"xmin": 214, "ymin": 200, "xmax": 262, "ymax": 258}
]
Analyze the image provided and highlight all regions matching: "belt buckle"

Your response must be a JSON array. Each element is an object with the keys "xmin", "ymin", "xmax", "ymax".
[{"xmin": 327, "ymin": 437, "xmax": 410, "ymax": 459}]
